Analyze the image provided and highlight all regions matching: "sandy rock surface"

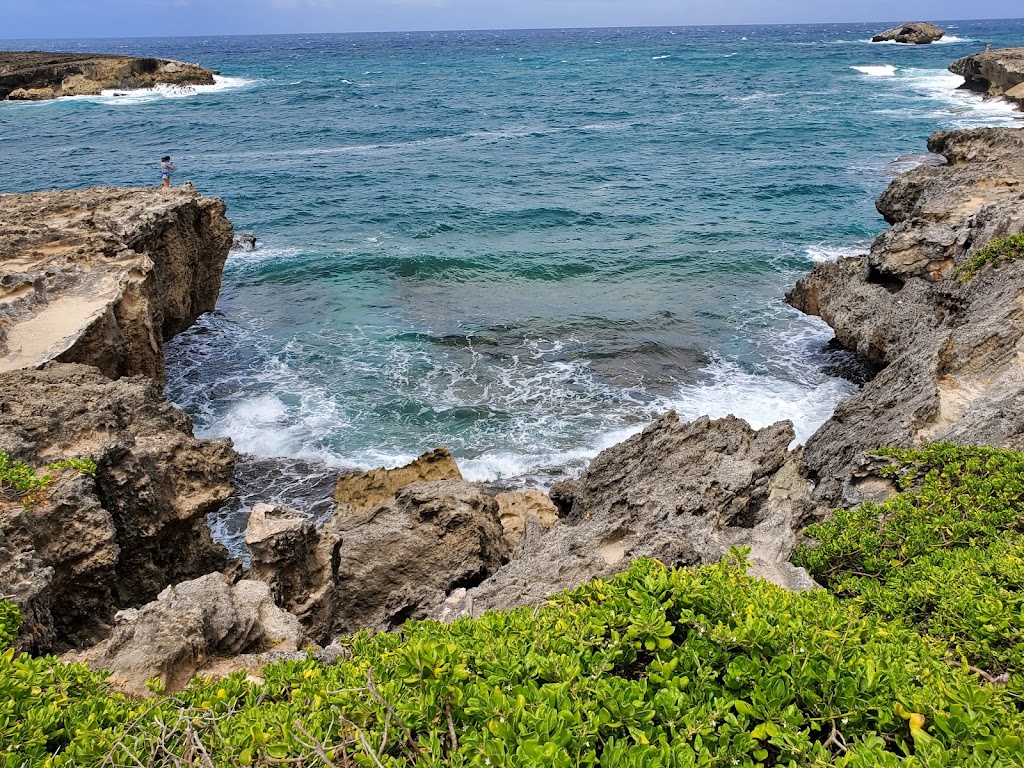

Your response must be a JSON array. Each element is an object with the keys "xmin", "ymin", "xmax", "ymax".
[{"xmin": 0, "ymin": 185, "xmax": 232, "ymax": 383}]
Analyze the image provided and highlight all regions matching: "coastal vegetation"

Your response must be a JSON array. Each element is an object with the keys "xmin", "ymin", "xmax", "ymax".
[
  {"xmin": 3, "ymin": 445, "xmax": 1024, "ymax": 767},
  {"xmin": 953, "ymin": 234, "xmax": 1024, "ymax": 283},
  {"xmin": 0, "ymin": 452, "xmax": 96, "ymax": 508}
]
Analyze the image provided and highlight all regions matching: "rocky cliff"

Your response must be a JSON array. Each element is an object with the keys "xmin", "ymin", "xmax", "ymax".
[
  {"xmin": 0, "ymin": 185, "xmax": 232, "ymax": 383},
  {"xmin": 0, "ymin": 187, "xmax": 237, "ymax": 653},
  {"xmin": 950, "ymin": 47, "xmax": 1024, "ymax": 109},
  {"xmin": 788, "ymin": 127, "xmax": 1024, "ymax": 506},
  {"xmin": 0, "ymin": 52, "xmax": 215, "ymax": 101}
]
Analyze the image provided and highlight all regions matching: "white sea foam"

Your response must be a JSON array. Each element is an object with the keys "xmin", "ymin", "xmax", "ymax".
[
  {"xmin": 652, "ymin": 55, "xmax": 670, "ymax": 60},
  {"xmin": 9, "ymin": 74, "xmax": 258, "ymax": 107},
  {"xmin": 851, "ymin": 64, "xmax": 897, "ymax": 77},
  {"xmin": 804, "ymin": 242, "xmax": 869, "ymax": 263}
]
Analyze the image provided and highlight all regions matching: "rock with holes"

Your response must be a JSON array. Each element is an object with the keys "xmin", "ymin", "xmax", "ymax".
[
  {"xmin": 787, "ymin": 127, "xmax": 1024, "ymax": 506},
  {"xmin": 950, "ymin": 47, "xmax": 1024, "ymax": 110},
  {"xmin": 332, "ymin": 447, "xmax": 463, "ymax": 516},
  {"xmin": 445, "ymin": 412, "xmax": 818, "ymax": 616},
  {"xmin": 871, "ymin": 22, "xmax": 944, "ymax": 44},
  {"xmin": 64, "ymin": 572, "xmax": 303, "ymax": 696},
  {"xmin": 248, "ymin": 479, "xmax": 509, "ymax": 644},
  {"xmin": 494, "ymin": 489, "xmax": 559, "ymax": 554}
]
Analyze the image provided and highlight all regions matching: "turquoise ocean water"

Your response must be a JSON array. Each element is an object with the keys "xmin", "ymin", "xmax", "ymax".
[{"xmin": 3, "ymin": 21, "xmax": 1023, "ymax": 547}]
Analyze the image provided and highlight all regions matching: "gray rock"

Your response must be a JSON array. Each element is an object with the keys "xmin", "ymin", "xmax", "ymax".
[
  {"xmin": 247, "ymin": 479, "xmax": 510, "ymax": 644},
  {"xmin": 65, "ymin": 573, "xmax": 303, "ymax": 695},
  {"xmin": 231, "ymin": 233, "xmax": 258, "ymax": 251},
  {"xmin": 451, "ymin": 413, "xmax": 819, "ymax": 616},
  {"xmin": 871, "ymin": 22, "xmax": 944, "ymax": 44}
]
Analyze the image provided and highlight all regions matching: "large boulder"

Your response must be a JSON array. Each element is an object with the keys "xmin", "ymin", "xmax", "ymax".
[
  {"xmin": 247, "ymin": 480, "xmax": 509, "ymax": 644},
  {"xmin": 448, "ymin": 413, "xmax": 818, "ymax": 617},
  {"xmin": 871, "ymin": 22, "xmax": 944, "ymax": 44},
  {"xmin": 788, "ymin": 127, "xmax": 1024, "ymax": 506},
  {"xmin": 0, "ymin": 363, "xmax": 236, "ymax": 653},
  {"xmin": 65, "ymin": 573, "xmax": 303, "ymax": 696}
]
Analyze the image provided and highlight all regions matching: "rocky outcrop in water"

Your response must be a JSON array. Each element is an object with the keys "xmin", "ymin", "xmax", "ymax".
[
  {"xmin": 788, "ymin": 127, "xmax": 1024, "ymax": 506},
  {"xmin": 0, "ymin": 52, "xmax": 215, "ymax": 101},
  {"xmin": 0, "ymin": 364, "xmax": 235, "ymax": 653},
  {"xmin": 65, "ymin": 573, "xmax": 303, "ymax": 696},
  {"xmin": 950, "ymin": 47, "xmax": 1024, "ymax": 109},
  {"xmin": 871, "ymin": 22, "xmax": 944, "ymax": 44},
  {"xmin": 0, "ymin": 185, "xmax": 232, "ymax": 383}
]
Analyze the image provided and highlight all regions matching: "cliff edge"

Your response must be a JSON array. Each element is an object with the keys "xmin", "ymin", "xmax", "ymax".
[
  {"xmin": 0, "ymin": 185, "xmax": 232, "ymax": 383},
  {"xmin": 950, "ymin": 47, "xmax": 1024, "ymax": 109},
  {"xmin": 788, "ymin": 127, "xmax": 1024, "ymax": 505},
  {"xmin": 0, "ymin": 52, "xmax": 215, "ymax": 101}
]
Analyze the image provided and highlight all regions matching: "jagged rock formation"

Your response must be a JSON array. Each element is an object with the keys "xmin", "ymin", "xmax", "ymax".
[
  {"xmin": 440, "ymin": 413, "xmax": 818, "ymax": 618},
  {"xmin": 871, "ymin": 22, "xmax": 944, "ymax": 44},
  {"xmin": 231, "ymin": 233, "xmax": 258, "ymax": 252},
  {"xmin": 332, "ymin": 447, "xmax": 463, "ymax": 516},
  {"xmin": 0, "ymin": 185, "xmax": 232, "ymax": 383},
  {"xmin": 788, "ymin": 127, "xmax": 1024, "ymax": 506},
  {"xmin": 494, "ymin": 489, "xmax": 559, "ymax": 554},
  {"xmin": 950, "ymin": 47, "xmax": 1024, "ymax": 109},
  {"xmin": 0, "ymin": 52, "xmax": 215, "ymax": 101},
  {"xmin": 65, "ymin": 573, "xmax": 303, "ymax": 696},
  {"xmin": 0, "ymin": 364, "xmax": 235, "ymax": 653},
  {"xmin": 247, "ymin": 480, "xmax": 509, "ymax": 644}
]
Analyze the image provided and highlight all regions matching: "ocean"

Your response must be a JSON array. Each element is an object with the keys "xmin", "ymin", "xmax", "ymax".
[{"xmin": 3, "ymin": 20, "xmax": 1022, "ymax": 550}]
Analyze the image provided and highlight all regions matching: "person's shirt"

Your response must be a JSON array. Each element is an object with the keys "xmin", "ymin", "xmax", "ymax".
[{"xmin": 160, "ymin": 161, "xmax": 173, "ymax": 174}]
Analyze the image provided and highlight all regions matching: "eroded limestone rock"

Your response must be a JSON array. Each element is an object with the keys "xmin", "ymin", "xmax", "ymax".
[
  {"xmin": 950, "ymin": 47, "xmax": 1024, "ymax": 109},
  {"xmin": 65, "ymin": 573, "xmax": 303, "ymax": 696},
  {"xmin": 332, "ymin": 447, "xmax": 463, "ymax": 516},
  {"xmin": 788, "ymin": 127, "xmax": 1024, "ymax": 505},
  {"xmin": 0, "ymin": 186, "xmax": 232, "ymax": 383},
  {"xmin": 0, "ymin": 52, "xmax": 215, "ymax": 101},
  {"xmin": 249, "ymin": 479, "xmax": 509, "ymax": 644},
  {"xmin": 0, "ymin": 364, "xmax": 235, "ymax": 653}
]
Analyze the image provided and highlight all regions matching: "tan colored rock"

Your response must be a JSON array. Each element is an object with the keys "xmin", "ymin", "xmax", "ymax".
[
  {"xmin": 332, "ymin": 447, "xmax": 462, "ymax": 515},
  {"xmin": 494, "ymin": 489, "xmax": 559, "ymax": 552},
  {"xmin": 788, "ymin": 127, "xmax": 1024, "ymax": 506},
  {"xmin": 0, "ymin": 186, "xmax": 233, "ymax": 383},
  {"xmin": 244, "ymin": 503, "xmax": 319, "ymax": 608},
  {"xmin": 66, "ymin": 573, "xmax": 304, "ymax": 696},
  {"xmin": 0, "ymin": 51, "xmax": 216, "ymax": 101},
  {"xmin": 950, "ymin": 47, "xmax": 1024, "ymax": 109},
  {"xmin": 0, "ymin": 363, "xmax": 236, "ymax": 653}
]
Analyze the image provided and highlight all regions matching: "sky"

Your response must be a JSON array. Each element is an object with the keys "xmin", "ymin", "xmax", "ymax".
[{"xmin": 0, "ymin": 0, "xmax": 1021, "ymax": 40}]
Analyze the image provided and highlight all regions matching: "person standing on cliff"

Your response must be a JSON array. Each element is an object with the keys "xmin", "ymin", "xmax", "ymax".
[{"xmin": 160, "ymin": 156, "xmax": 174, "ymax": 187}]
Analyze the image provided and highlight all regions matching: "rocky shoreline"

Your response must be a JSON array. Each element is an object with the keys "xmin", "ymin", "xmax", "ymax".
[
  {"xmin": 3, "ymin": 130, "xmax": 1024, "ymax": 692},
  {"xmin": 950, "ymin": 47, "xmax": 1024, "ymax": 109},
  {"xmin": 0, "ymin": 52, "xmax": 216, "ymax": 100}
]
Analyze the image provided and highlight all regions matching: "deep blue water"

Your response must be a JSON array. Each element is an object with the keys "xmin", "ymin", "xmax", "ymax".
[{"xmin": 3, "ymin": 22, "xmax": 1023, "ymax": 540}]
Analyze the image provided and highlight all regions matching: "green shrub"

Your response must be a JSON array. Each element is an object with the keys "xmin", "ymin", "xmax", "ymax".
[
  {"xmin": 3, "ymin": 553, "xmax": 1023, "ymax": 767},
  {"xmin": 0, "ymin": 452, "xmax": 97, "ymax": 508},
  {"xmin": 953, "ymin": 233, "xmax": 1024, "ymax": 283},
  {"xmin": 796, "ymin": 443, "xmax": 1024, "ymax": 697}
]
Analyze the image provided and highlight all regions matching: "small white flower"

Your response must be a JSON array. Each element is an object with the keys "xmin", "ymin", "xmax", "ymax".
[{"xmin": 841, "ymin": 717, "xmax": 849, "ymax": 725}]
